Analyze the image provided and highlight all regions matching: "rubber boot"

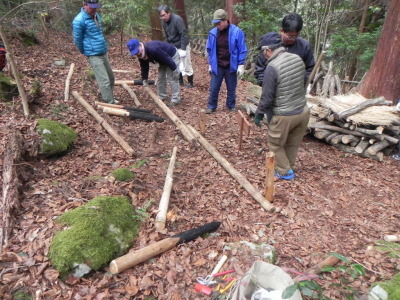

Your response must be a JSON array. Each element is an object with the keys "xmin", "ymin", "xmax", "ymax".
[
  {"xmin": 179, "ymin": 73, "xmax": 184, "ymax": 86},
  {"xmin": 186, "ymin": 75, "xmax": 194, "ymax": 88}
]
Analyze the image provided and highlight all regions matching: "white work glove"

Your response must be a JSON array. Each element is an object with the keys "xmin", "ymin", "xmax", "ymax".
[
  {"xmin": 237, "ymin": 65, "xmax": 244, "ymax": 78},
  {"xmin": 208, "ymin": 65, "xmax": 212, "ymax": 75},
  {"xmin": 178, "ymin": 49, "xmax": 186, "ymax": 58},
  {"xmin": 306, "ymin": 84, "xmax": 311, "ymax": 95},
  {"xmin": 396, "ymin": 100, "xmax": 400, "ymax": 111}
]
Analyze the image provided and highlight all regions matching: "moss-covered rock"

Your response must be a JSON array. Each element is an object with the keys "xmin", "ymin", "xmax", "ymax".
[
  {"xmin": 37, "ymin": 118, "xmax": 77, "ymax": 157},
  {"xmin": 111, "ymin": 168, "xmax": 135, "ymax": 182},
  {"xmin": 371, "ymin": 273, "xmax": 400, "ymax": 300},
  {"xmin": 0, "ymin": 72, "xmax": 18, "ymax": 101},
  {"xmin": 49, "ymin": 196, "xmax": 140, "ymax": 277}
]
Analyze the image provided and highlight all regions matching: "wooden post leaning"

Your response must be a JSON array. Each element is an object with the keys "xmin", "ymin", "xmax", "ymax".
[
  {"xmin": 265, "ymin": 152, "xmax": 275, "ymax": 203},
  {"xmin": 121, "ymin": 82, "xmax": 141, "ymax": 107},
  {"xmin": 155, "ymin": 146, "xmax": 178, "ymax": 231},
  {"xmin": 236, "ymin": 110, "xmax": 251, "ymax": 151},
  {"xmin": 144, "ymin": 86, "xmax": 196, "ymax": 144},
  {"xmin": 199, "ymin": 110, "xmax": 206, "ymax": 136},
  {"xmin": 64, "ymin": 63, "xmax": 75, "ymax": 101},
  {"xmin": 186, "ymin": 125, "xmax": 275, "ymax": 212},
  {"xmin": 72, "ymin": 91, "xmax": 134, "ymax": 156}
]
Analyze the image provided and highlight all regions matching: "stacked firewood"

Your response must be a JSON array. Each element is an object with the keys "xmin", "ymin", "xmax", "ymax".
[{"xmin": 241, "ymin": 84, "xmax": 400, "ymax": 161}]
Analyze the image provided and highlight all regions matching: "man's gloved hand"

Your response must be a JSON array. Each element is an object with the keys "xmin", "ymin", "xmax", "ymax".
[
  {"xmin": 254, "ymin": 114, "xmax": 264, "ymax": 127},
  {"xmin": 396, "ymin": 99, "xmax": 400, "ymax": 111},
  {"xmin": 237, "ymin": 65, "xmax": 245, "ymax": 78},
  {"xmin": 143, "ymin": 79, "xmax": 149, "ymax": 86},
  {"xmin": 172, "ymin": 69, "xmax": 180, "ymax": 81},
  {"xmin": 208, "ymin": 65, "xmax": 212, "ymax": 75},
  {"xmin": 178, "ymin": 49, "xmax": 186, "ymax": 58}
]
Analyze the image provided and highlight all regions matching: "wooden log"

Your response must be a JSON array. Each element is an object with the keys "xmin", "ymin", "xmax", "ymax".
[
  {"xmin": 0, "ymin": 24, "xmax": 29, "ymax": 116},
  {"xmin": 112, "ymin": 69, "xmax": 134, "ymax": 73},
  {"xmin": 155, "ymin": 146, "xmax": 178, "ymax": 231},
  {"xmin": 187, "ymin": 125, "xmax": 275, "ymax": 212},
  {"xmin": 329, "ymin": 77, "xmax": 335, "ymax": 98},
  {"xmin": 333, "ymin": 144, "xmax": 384, "ymax": 161},
  {"xmin": 121, "ymin": 82, "xmax": 141, "ymax": 107},
  {"xmin": 367, "ymin": 140, "xmax": 391, "ymax": 156},
  {"xmin": 384, "ymin": 235, "xmax": 400, "ymax": 242},
  {"xmin": 264, "ymin": 152, "xmax": 275, "ymax": 203},
  {"xmin": 294, "ymin": 255, "xmax": 340, "ymax": 281},
  {"xmin": 331, "ymin": 134, "xmax": 344, "ymax": 145},
  {"xmin": 64, "ymin": 63, "xmax": 75, "ymax": 101},
  {"xmin": 381, "ymin": 134, "xmax": 399, "ymax": 144},
  {"xmin": 326, "ymin": 132, "xmax": 340, "ymax": 143},
  {"xmin": 321, "ymin": 73, "xmax": 332, "ymax": 97},
  {"xmin": 353, "ymin": 127, "xmax": 382, "ymax": 136},
  {"xmin": 341, "ymin": 135, "xmax": 359, "ymax": 144},
  {"xmin": 72, "ymin": 91, "xmax": 134, "ymax": 156},
  {"xmin": 314, "ymin": 130, "xmax": 332, "ymax": 140},
  {"xmin": 310, "ymin": 122, "xmax": 368, "ymax": 138},
  {"xmin": 337, "ymin": 97, "xmax": 389, "ymax": 119},
  {"xmin": 334, "ymin": 74, "xmax": 342, "ymax": 95},
  {"xmin": 369, "ymin": 139, "xmax": 377, "ymax": 145},
  {"xmin": 109, "ymin": 222, "xmax": 221, "ymax": 274},
  {"xmin": 1, "ymin": 130, "xmax": 24, "ymax": 251},
  {"xmin": 144, "ymin": 87, "xmax": 196, "ymax": 144},
  {"xmin": 355, "ymin": 140, "xmax": 369, "ymax": 153},
  {"xmin": 306, "ymin": 51, "xmax": 325, "ymax": 87},
  {"xmin": 350, "ymin": 138, "xmax": 361, "ymax": 147}
]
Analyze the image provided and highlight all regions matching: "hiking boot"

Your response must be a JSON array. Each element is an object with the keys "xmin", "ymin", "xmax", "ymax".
[
  {"xmin": 229, "ymin": 107, "xmax": 238, "ymax": 112},
  {"xmin": 392, "ymin": 153, "xmax": 400, "ymax": 160},
  {"xmin": 274, "ymin": 169, "xmax": 295, "ymax": 180},
  {"xmin": 205, "ymin": 108, "xmax": 216, "ymax": 114},
  {"xmin": 167, "ymin": 101, "xmax": 180, "ymax": 107},
  {"xmin": 186, "ymin": 75, "xmax": 194, "ymax": 88}
]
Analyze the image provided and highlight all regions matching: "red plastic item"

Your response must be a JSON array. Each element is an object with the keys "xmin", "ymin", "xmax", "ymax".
[{"xmin": 194, "ymin": 283, "xmax": 212, "ymax": 296}]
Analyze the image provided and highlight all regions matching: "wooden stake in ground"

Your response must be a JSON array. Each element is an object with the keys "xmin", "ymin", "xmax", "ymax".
[
  {"xmin": 236, "ymin": 110, "xmax": 251, "ymax": 151},
  {"xmin": 155, "ymin": 146, "xmax": 178, "ymax": 231},
  {"xmin": 199, "ymin": 110, "xmax": 206, "ymax": 136},
  {"xmin": 72, "ymin": 91, "xmax": 134, "ymax": 156},
  {"xmin": 121, "ymin": 82, "xmax": 141, "ymax": 107},
  {"xmin": 64, "ymin": 63, "xmax": 75, "ymax": 101},
  {"xmin": 109, "ymin": 221, "xmax": 221, "ymax": 274},
  {"xmin": 186, "ymin": 125, "xmax": 275, "ymax": 212},
  {"xmin": 1, "ymin": 130, "xmax": 24, "ymax": 251},
  {"xmin": 264, "ymin": 152, "xmax": 275, "ymax": 203},
  {"xmin": 144, "ymin": 86, "xmax": 197, "ymax": 144},
  {"xmin": 0, "ymin": 24, "xmax": 29, "ymax": 117}
]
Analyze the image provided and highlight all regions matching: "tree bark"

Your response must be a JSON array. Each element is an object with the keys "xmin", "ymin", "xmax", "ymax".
[
  {"xmin": 358, "ymin": 0, "xmax": 400, "ymax": 102},
  {"xmin": 1, "ymin": 130, "xmax": 24, "ymax": 251}
]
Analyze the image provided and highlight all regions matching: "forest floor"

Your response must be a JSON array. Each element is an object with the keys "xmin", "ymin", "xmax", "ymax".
[{"xmin": 1, "ymin": 30, "xmax": 400, "ymax": 300}]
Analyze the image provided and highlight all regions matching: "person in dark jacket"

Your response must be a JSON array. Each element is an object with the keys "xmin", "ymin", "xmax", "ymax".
[
  {"xmin": 206, "ymin": 9, "xmax": 247, "ymax": 114},
  {"xmin": 254, "ymin": 13, "xmax": 315, "ymax": 87},
  {"xmin": 158, "ymin": 4, "xmax": 194, "ymax": 88},
  {"xmin": 254, "ymin": 42, "xmax": 310, "ymax": 180},
  {"xmin": 127, "ymin": 39, "xmax": 181, "ymax": 106},
  {"xmin": 73, "ymin": 0, "xmax": 116, "ymax": 104}
]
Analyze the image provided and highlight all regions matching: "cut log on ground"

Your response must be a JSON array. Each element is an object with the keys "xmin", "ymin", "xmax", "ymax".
[
  {"xmin": 337, "ymin": 97, "xmax": 390, "ymax": 119},
  {"xmin": 109, "ymin": 221, "xmax": 221, "ymax": 274},
  {"xmin": 72, "ymin": 91, "xmax": 134, "ymax": 156},
  {"xmin": 155, "ymin": 146, "xmax": 178, "ymax": 231},
  {"xmin": 314, "ymin": 130, "xmax": 332, "ymax": 140},
  {"xmin": 341, "ymin": 135, "xmax": 359, "ymax": 144},
  {"xmin": 102, "ymin": 107, "xmax": 165, "ymax": 123},
  {"xmin": 355, "ymin": 140, "xmax": 370, "ymax": 154},
  {"xmin": 95, "ymin": 101, "xmax": 151, "ymax": 113},
  {"xmin": 187, "ymin": 125, "xmax": 275, "ymax": 212},
  {"xmin": 294, "ymin": 254, "xmax": 341, "ymax": 281},
  {"xmin": 144, "ymin": 86, "xmax": 197, "ymax": 144},
  {"xmin": 115, "ymin": 80, "xmax": 155, "ymax": 86},
  {"xmin": 264, "ymin": 152, "xmax": 275, "ymax": 203},
  {"xmin": 1, "ymin": 130, "xmax": 24, "ymax": 251},
  {"xmin": 121, "ymin": 83, "xmax": 141, "ymax": 107},
  {"xmin": 333, "ymin": 144, "xmax": 384, "ymax": 161},
  {"xmin": 367, "ymin": 140, "xmax": 391, "ymax": 156},
  {"xmin": 64, "ymin": 63, "xmax": 75, "ymax": 101}
]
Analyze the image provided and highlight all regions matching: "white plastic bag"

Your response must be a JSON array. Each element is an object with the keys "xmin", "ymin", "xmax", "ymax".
[{"xmin": 229, "ymin": 261, "xmax": 302, "ymax": 300}]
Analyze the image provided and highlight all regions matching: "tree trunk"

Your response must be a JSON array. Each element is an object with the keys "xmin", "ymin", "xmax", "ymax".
[
  {"xmin": 174, "ymin": 0, "xmax": 188, "ymax": 29},
  {"xmin": 358, "ymin": 0, "xmax": 400, "ymax": 102},
  {"xmin": 149, "ymin": 0, "xmax": 163, "ymax": 40},
  {"xmin": 1, "ymin": 130, "xmax": 24, "ymax": 251},
  {"xmin": 225, "ymin": 0, "xmax": 244, "ymax": 25}
]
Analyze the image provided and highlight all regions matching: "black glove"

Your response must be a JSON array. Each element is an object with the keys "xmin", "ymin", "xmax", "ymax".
[{"xmin": 254, "ymin": 114, "xmax": 264, "ymax": 127}]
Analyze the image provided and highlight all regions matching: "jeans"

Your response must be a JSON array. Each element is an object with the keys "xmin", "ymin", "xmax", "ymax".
[
  {"xmin": 207, "ymin": 65, "xmax": 237, "ymax": 110},
  {"xmin": 88, "ymin": 54, "xmax": 115, "ymax": 103}
]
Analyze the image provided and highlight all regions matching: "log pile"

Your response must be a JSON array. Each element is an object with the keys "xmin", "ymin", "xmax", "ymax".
[{"xmin": 242, "ymin": 83, "xmax": 400, "ymax": 161}]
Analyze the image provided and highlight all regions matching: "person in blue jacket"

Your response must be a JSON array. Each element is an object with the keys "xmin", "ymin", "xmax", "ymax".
[
  {"xmin": 72, "ymin": 0, "xmax": 116, "ymax": 104},
  {"xmin": 127, "ymin": 39, "xmax": 181, "ymax": 107},
  {"xmin": 205, "ymin": 9, "xmax": 247, "ymax": 114}
]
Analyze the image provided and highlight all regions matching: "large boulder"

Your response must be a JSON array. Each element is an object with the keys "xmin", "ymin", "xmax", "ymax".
[
  {"xmin": 48, "ymin": 196, "xmax": 140, "ymax": 277},
  {"xmin": 36, "ymin": 118, "xmax": 77, "ymax": 157}
]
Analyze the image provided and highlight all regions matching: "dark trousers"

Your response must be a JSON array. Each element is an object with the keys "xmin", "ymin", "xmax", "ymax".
[{"xmin": 207, "ymin": 66, "xmax": 237, "ymax": 110}]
